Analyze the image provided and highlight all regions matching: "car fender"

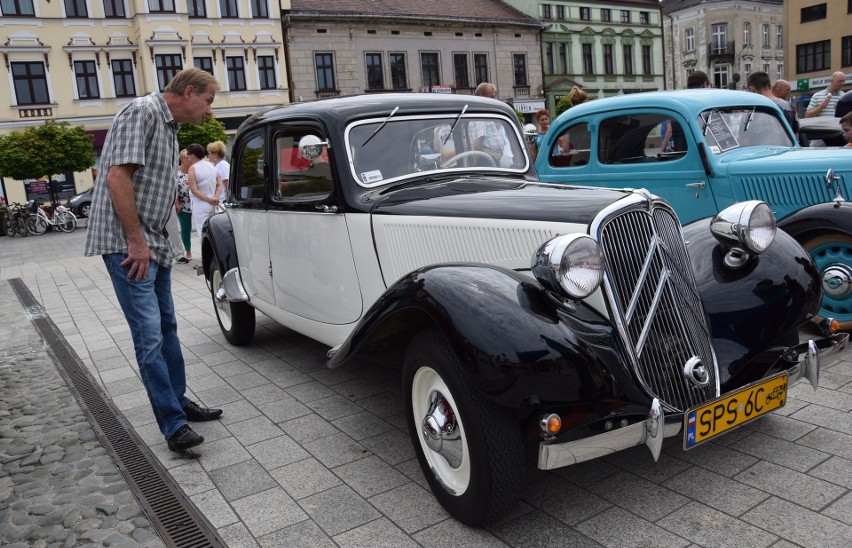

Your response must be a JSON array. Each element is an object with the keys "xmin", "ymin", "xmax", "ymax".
[
  {"xmin": 329, "ymin": 263, "xmax": 650, "ymax": 411},
  {"xmin": 775, "ymin": 201, "xmax": 852, "ymax": 242},
  {"xmin": 682, "ymin": 218, "xmax": 822, "ymax": 388},
  {"xmin": 200, "ymin": 211, "xmax": 239, "ymax": 279}
]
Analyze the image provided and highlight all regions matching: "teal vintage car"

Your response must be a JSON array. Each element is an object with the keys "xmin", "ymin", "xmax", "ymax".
[{"xmin": 536, "ymin": 89, "xmax": 852, "ymax": 329}]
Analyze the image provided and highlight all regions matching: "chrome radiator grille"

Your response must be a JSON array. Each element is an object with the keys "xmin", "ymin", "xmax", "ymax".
[{"xmin": 596, "ymin": 199, "xmax": 718, "ymax": 411}]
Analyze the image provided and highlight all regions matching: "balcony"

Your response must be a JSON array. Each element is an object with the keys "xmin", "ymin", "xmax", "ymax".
[{"xmin": 708, "ymin": 41, "xmax": 736, "ymax": 61}]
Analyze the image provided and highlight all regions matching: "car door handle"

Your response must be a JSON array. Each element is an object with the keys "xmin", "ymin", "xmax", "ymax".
[
  {"xmin": 685, "ymin": 182, "xmax": 705, "ymax": 189},
  {"xmin": 315, "ymin": 205, "xmax": 338, "ymax": 213}
]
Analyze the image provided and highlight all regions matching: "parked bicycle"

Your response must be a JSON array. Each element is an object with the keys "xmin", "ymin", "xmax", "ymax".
[
  {"xmin": 3, "ymin": 202, "xmax": 30, "ymax": 238},
  {"xmin": 25, "ymin": 199, "xmax": 77, "ymax": 235}
]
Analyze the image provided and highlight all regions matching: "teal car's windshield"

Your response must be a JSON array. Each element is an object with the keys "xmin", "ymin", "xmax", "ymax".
[{"xmin": 700, "ymin": 107, "xmax": 794, "ymax": 153}]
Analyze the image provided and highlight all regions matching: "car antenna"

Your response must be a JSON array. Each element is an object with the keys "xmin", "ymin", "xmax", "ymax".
[
  {"xmin": 362, "ymin": 106, "xmax": 399, "ymax": 147},
  {"xmin": 443, "ymin": 104, "xmax": 468, "ymax": 145}
]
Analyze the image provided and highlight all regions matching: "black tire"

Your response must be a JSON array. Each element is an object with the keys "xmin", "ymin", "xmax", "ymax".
[
  {"xmin": 15, "ymin": 217, "xmax": 29, "ymax": 237},
  {"xmin": 79, "ymin": 203, "xmax": 91, "ymax": 218},
  {"xmin": 55, "ymin": 211, "xmax": 77, "ymax": 233},
  {"xmin": 801, "ymin": 233, "xmax": 852, "ymax": 332},
  {"xmin": 210, "ymin": 255, "xmax": 256, "ymax": 346},
  {"xmin": 402, "ymin": 330, "xmax": 525, "ymax": 526},
  {"xmin": 26, "ymin": 215, "xmax": 46, "ymax": 235},
  {"xmin": 3, "ymin": 216, "xmax": 15, "ymax": 237}
]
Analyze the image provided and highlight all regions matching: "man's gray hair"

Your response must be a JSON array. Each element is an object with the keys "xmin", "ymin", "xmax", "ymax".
[{"xmin": 164, "ymin": 68, "xmax": 219, "ymax": 96}]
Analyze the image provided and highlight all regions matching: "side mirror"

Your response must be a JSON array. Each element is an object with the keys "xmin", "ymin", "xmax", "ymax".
[{"xmin": 298, "ymin": 135, "xmax": 330, "ymax": 160}]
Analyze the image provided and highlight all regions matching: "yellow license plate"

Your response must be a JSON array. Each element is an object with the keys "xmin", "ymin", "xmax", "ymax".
[{"xmin": 684, "ymin": 373, "xmax": 787, "ymax": 449}]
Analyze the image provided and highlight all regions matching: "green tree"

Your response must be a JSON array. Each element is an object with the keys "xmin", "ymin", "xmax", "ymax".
[
  {"xmin": 0, "ymin": 121, "xmax": 95, "ymax": 181},
  {"xmin": 177, "ymin": 115, "xmax": 228, "ymax": 151},
  {"xmin": 554, "ymin": 92, "xmax": 575, "ymax": 118}
]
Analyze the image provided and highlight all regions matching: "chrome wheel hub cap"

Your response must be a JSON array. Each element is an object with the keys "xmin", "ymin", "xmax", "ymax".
[
  {"xmin": 822, "ymin": 263, "xmax": 852, "ymax": 299},
  {"xmin": 421, "ymin": 390, "xmax": 462, "ymax": 469}
]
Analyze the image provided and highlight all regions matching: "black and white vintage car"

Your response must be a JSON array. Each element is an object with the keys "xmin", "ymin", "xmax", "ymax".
[{"xmin": 201, "ymin": 93, "xmax": 848, "ymax": 525}]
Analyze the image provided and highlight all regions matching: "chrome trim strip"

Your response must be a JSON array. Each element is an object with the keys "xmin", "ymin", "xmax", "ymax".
[
  {"xmin": 635, "ymin": 269, "xmax": 669, "ymax": 358},
  {"xmin": 624, "ymin": 236, "xmax": 658, "ymax": 324}
]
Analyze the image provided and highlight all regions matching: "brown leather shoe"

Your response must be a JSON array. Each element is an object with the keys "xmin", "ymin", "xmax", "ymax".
[{"xmin": 182, "ymin": 401, "xmax": 223, "ymax": 422}]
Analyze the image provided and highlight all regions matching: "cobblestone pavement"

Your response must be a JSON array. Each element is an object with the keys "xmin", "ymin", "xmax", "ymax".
[{"xmin": 1, "ymin": 226, "xmax": 851, "ymax": 547}]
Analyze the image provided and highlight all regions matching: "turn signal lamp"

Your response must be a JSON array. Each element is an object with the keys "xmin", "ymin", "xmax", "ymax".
[
  {"xmin": 819, "ymin": 317, "xmax": 840, "ymax": 334},
  {"xmin": 539, "ymin": 413, "xmax": 561, "ymax": 436}
]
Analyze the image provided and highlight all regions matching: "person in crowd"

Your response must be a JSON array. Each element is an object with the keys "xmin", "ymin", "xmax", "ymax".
[
  {"xmin": 185, "ymin": 143, "xmax": 221, "ymax": 255},
  {"xmin": 747, "ymin": 71, "xmax": 799, "ymax": 135},
  {"xmin": 772, "ymin": 79, "xmax": 793, "ymax": 101},
  {"xmin": 206, "ymin": 141, "xmax": 230, "ymax": 202},
  {"xmin": 531, "ymin": 108, "xmax": 550, "ymax": 161},
  {"xmin": 687, "ymin": 71, "xmax": 711, "ymax": 89},
  {"xmin": 48, "ymin": 177, "xmax": 61, "ymax": 207},
  {"xmin": 84, "ymin": 68, "xmax": 224, "ymax": 454},
  {"xmin": 569, "ymin": 85, "xmax": 589, "ymax": 106},
  {"xmin": 471, "ymin": 82, "xmax": 514, "ymax": 167},
  {"xmin": 841, "ymin": 112, "xmax": 852, "ymax": 148},
  {"xmin": 175, "ymin": 149, "xmax": 193, "ymax": 263},
  {"xmin": 835, "ymin": 91, "xmax": 852, "ymax": 118},
  {"xmin": 806, "ymin": 71, "xmax": 846, "ymax": 118}
]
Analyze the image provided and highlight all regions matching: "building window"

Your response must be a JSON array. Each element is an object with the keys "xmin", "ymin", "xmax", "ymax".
[
  {"xmin": 776, "ymin": 63, "xmax": 783, "ymax": 81},
  {"xmin": 763, "ymin": 62, "xmax": 770, "ymax": 74},
  {"xmin": 623, "ymin": 44, "xmax": 633, "ymax": 75},
  {"xmin": 453, "ymin": 53, "xmax": 470, "ymax": 88},
  {"xmin": 712, "ymin": 24, "xmax": 727, "ymax": 53},
  {"xmin": 1, "ymin": 0, "xmax": 35, "ymax": 15},
  {"xmin": 776, "ymin": 26, "xmax": 783, "ymax": 49},
  {"xmin": 315, "ymin": 53, "xmax": 336, "ymax": 91},
  {"xmin": 219, "ymin": 0, "xmax": 237, "ymax": 17},
  {"xmin": 474, "ymin": 53, "xmax": 488, "ymax": 85},
  {"xmin": 513, "ymin": 53, "xmax": 527, "ymax": 86},
  {"xmin": 621, "ymin": 10, "xmax": 630, "ymax": 23},
  {"xmin": 258, "ymin": 55, "xmax": 276, "ymax": 89},
  {"xmin": 390, "ymin": 53, "xmax": 407, "ymax": 89},
  {"xmin": 556, "ymin": 5, "xmax": 564, "ymax": 19},
  {"xmin": 843, "ymin": 36, "xmax": 852, "ymax": 68},
  {"xmin": 154, "ymin": 54, "xmax": 181, "ymax": 91},
  {"xmin": 603, "ymin": 44, "xmax": 614, "ymax": 75},
  {"xmin": 421, "ymin": 52, "xmax": 440, "ymax": 89},
  {"xmin": 74, "ymin": 60, "xmax": 99, "ymax": 99},
  {"xmin": 366, "ymin": 52, "xmax": 384, "ymax": 90},
  {"xmin": 744, "ymin": 62, "xmax": 751, "ymax": 83},
  {"xmin": 685, "ymin": 28, "xmax": 694, "ymax": 52},
  {"xmin": 743, "ymin": 22, "xmax": 750, "ymax": 46},
  {"xmin": 148, "ymin": 0, "xmax": 174, "ymax": 12},
  {"xmin": 187, "ymin": 0, "xmax": 206, "ymax": 17},
  {"xmin": 762, "ymin": 24, "xmax": 770, "ymax": 48},
  {"xmin": 11, "ymin": 61, "xmax": 49, "ymax": 105},
  {"xmin": 639, "ymin": 11, "xmax": 649, "ymax": 25},
  {"xmin": 65, "ymin": 0, "xmax": 87, "ymax": 17},
  {"xmin": 111, "ymin": 59, "xmax": 135, "ymax": 97},
  {"xmin": 559, "ymin": 44, "xmax": 568, "ymax": 74},
  {"xmin": 580, "ymin": 7, "xmax": 590, "ymax": 21},
  {"xmin": 542, "ymin": 4, "xmax": 551, "ymax": 19},
  {"xmin": 801, "ymin": 3, "xmax": 827, "ymax": 23},
  {"xmin": 601, "ymin": 8, "xmax": 611, "ymax": 22},
  {"xmin": 545, "ymin": 43, "xmax": 554, "ymax": 75},
  {"xmin": 582, "ymin": 43, "xmax": 594, "ymax": 74},
  {"xmin": 250, "ymin": 0, "xmax": 267, "ymax": 17},
  {"xmin": 642, "ymin": 45, "xmax": 652, "ymax": 75},
  {"xmin": 194, "ymin": 56, "xmax": 214, "ymax": 75},
  {"xmin": 226, "ymin": 56, "xmax": 246, "ymax": 91},
  {"xmin": 796, "ymin": 40, "xmax": 831, "ymax": 73},
  {"xmin": 713, "ymin": 64, "xmax": 729, "ymax": 89},
  {"xmin": 103, "ymin": 0, "xmax": 125, "ymax": 17}
]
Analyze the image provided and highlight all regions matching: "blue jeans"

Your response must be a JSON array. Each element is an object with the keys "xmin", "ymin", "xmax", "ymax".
[{"xmin": 103, "ymin": 254, "xmax": 189, "ymax": 438}]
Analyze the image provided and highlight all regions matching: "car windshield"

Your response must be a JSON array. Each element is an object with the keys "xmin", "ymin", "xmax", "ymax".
[
  {"xmin": 345, "ymin": 114, "xmax": 528, "ymax": 187},
  {"xmin": 699, "ymin": 107, "xmax": 794, "ymax": 153}
]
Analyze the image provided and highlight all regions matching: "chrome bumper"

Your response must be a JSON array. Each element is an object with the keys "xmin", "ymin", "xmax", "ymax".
[
  {"xmin": 215, "ymin": 267, "xmax": 250, "ymax": 303},
  {"xmin": 538, "ymin": 333, "xmax": 849, "ymax": 470}
]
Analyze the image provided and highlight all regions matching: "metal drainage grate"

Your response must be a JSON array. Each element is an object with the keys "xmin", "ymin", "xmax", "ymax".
[{"xmin": 10, "ymin": 278, "xmax": 225, "ymax": 548}]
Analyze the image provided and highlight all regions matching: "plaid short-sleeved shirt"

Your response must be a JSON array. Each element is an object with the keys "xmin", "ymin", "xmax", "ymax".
[{"xmin": 84, "ymin": 92, "xmax": 180, "ymax": 267}]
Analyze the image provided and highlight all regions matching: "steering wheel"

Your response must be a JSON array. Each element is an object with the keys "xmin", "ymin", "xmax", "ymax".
[{"xmin": 441, "ymin": 150, "xmax": 496, "ymax": 168}]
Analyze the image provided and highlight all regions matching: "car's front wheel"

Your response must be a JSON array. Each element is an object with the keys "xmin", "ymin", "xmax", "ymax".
[
  {"xmin": 78, "ymin": 203, "xmax": 91, "ymax": 218},
  {"xmin": 802, "ymin": 233, "xmax": 852, "ymax": 331},
  {"xmin": 209, "ymin": 255, "xmax": 256, "ymax": 345},
  {"xmin": 403, "ymin": 330, "xmax": 524, "ymax": 526}
]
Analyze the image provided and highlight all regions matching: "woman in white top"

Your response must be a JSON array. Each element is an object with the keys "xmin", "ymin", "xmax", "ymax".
[
  {"xmin": 185, "ymin": 143, "xmax": 221, "ymax": 240},
  {"xmin": 207, "ymin": 140, "xmax": 230, "ymax": 202}
]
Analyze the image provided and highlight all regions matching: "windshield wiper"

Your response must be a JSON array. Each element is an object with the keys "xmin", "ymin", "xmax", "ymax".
[
  {"xmin": 362, "ymin": 106, "xmax": 399, "ymax": 147},
  {"xmin": 443, "ymin": 104, "xmax": 468, "ymax": 145},
  {"xmin": 702, "ymin": 109, "xmax": 718, "ymax": 136},
  {"xmin": 743, "ymin": 107, "xmax": 756, "ymax": 132}
]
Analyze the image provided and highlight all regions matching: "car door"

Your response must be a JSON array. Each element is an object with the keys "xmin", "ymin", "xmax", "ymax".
[
  {"xmin": 228, "ymin": 129, "xmax": 275, "ymax": 306},
  {"xmin": 267, "ymin": 125, "xmax": 363, "ymax": 325},
  {"xmin": 536, "ymin": 120, "xmax": 594, "ymax": 184},
  {"xmin": 591, "ymin": 110, "xmax": 717, "ymax": 224}
]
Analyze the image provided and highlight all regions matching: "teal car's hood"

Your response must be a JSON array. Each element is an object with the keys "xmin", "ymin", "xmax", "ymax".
[{"xmin": 716, "ymin": 146, "xmax": 852, "ymax": 176}]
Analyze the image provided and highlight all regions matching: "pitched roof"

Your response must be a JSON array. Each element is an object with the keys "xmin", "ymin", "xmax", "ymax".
[{"xmin": 289, "ymin": 0, "xmax": 539, "ymax": 26}]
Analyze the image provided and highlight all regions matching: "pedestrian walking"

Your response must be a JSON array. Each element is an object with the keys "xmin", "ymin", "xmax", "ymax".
[
  {"xmin": 206, "ymin": 140, "xmax": 230, "ymax": 202},
  {"xmin": 185, "ymin": 143, "xmax": 221, "ymax": 251},
  {"xmin": 84, "ymin": 68, "xmax": 224, "ymax": 454},
  {"xmin": 176, "ymin": 149, "xmax": 193, "ymax": 262}
]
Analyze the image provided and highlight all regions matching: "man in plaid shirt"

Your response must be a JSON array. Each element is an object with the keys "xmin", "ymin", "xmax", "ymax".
[{"xmin": 85, "ymin": 68, "xmax": 222, "ymax": 453}]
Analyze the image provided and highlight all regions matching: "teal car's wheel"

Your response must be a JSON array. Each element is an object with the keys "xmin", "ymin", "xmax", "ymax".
[{"xmin": 802, "ymin": 234, "xmax": 852, "ymax": 331}]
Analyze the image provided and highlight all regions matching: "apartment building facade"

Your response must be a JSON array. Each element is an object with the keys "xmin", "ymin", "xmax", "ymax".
[
  {"xmin": 285, "ymin": 1, "xmax": 544, "ymax": 119},
  {"xmin": 0, "ymin": 0, "xmax": 289, "ymax": 202},
  {"xmin": 503, "ymin": 1, "xmax": 664, "ymax": 113},
  {"xmin": 662, "ymin": 0, "xmax": 784, "ymax": 91}
]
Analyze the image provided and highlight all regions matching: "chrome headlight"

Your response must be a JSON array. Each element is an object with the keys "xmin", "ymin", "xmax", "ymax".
[
  {"xmin": 710, "ymin": 200, "xmax": 776, "ymax": 254},
  {"xmin": 532, "ymin": 234, "xmax": 604, "ymax": 299}
]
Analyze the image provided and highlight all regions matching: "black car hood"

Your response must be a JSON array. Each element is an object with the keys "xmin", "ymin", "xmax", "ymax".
[{"xmin": 367, "ymin": 177, "xmax": 631, "ymax": 225}]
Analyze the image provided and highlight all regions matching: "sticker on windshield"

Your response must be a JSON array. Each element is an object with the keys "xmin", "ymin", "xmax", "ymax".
[
  {"xmin": 705, "ymin": 110, "xmax": 739, "ymax": 152},
  {"xmin": 361, "ymin": 170, "xmax": 384, "ymax": 184}
]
